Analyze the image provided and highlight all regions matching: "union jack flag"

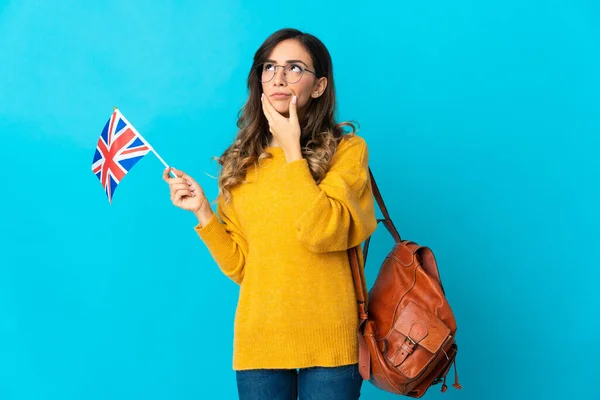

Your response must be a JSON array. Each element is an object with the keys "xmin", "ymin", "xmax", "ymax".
[{"xmin": 92, "ymin": 109, "xmax": 151, "ymax": 204}]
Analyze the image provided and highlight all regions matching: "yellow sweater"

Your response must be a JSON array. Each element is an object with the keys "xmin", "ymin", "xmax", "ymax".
[{"xmin": 194, "ymin": 133, "xmax": 377, "ymax": 370}]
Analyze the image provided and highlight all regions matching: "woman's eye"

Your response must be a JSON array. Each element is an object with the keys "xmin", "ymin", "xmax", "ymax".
[
  {"xmin": 289, "ymin": 64, "xmax": 302, "ymax": 72},
  {"xmin": 264, "ymin": 63, "xmax": 274, "ymax": 71}
]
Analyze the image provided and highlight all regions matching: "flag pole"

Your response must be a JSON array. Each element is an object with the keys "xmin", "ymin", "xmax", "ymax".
[{"xmin": 113, "ymin": 107, "xmax": 177, "ymax": 178}]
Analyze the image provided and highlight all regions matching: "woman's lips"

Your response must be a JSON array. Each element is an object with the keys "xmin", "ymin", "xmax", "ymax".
[{"xmin": 270, "ymin": 93, "xmax": 291, "ymax": 100}]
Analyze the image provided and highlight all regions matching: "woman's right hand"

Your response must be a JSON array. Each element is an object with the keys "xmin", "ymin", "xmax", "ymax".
[{"xmin": 162, "ymin": 167, "xmax": 209, "ymax": 213}]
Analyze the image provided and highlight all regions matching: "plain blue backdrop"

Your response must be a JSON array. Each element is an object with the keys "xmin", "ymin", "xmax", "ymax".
[{"xmin": 1, "ymin": 0, "xmax": 598, "ymax": 399}]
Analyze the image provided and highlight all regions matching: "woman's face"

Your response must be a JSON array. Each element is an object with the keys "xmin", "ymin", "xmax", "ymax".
[{"xmin": 260, "ymin": 39, "xmax": 327, "ymax": 118}]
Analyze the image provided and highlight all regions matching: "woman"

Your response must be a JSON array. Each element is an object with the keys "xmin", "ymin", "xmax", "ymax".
[{"xmin": 163, "ymin": 28, "xmax": 377, "ymax": 400}]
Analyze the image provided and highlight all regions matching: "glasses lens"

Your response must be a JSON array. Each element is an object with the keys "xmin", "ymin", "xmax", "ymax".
[
  {"xmin": 258, "ymin": 63, "xmax": 275, "ymax": 83},
  {"xmin": 284, "ymin": 64, "xmax": 303, "ymax": 83}
]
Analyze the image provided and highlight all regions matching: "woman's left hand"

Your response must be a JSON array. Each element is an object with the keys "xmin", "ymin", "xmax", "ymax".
[{"xmin": 261, "ymin": 92, "xmax": 302, "ymax": 157}]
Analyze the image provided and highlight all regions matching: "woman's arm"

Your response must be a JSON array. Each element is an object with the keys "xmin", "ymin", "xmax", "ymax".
[
  {"xmin": 279, "ymin": 135, "xmax": 378, "ymax": 253},
  {"xmin": 194, "ymin": 197, "xmax": 248, "ymax": 284}
]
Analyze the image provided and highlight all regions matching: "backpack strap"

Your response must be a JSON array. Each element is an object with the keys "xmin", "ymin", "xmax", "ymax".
[
  {"xmin": 348, "ymin": 245, "xmax": 372, "ymax": 379},
  {"xmin": 368, "ymin": 168, "xmax": 401, "ymax": 243},
  {"xmin": 363, "ymin": 167, "xmax": 401, "ymax": 266},
  {"xmin": 349, "ymin": 246, "xmax": 369, "ymax": 319}
]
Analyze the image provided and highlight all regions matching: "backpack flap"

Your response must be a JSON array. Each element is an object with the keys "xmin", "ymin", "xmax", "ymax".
[{"xmin": 390, "ymin": 301, "xmax": 451, "ymax": 379}]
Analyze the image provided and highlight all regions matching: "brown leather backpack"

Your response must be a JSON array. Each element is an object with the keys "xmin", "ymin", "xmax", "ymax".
[{"xmin": 348, "ymin": 169, "xmax": 462, "ymax": 397}]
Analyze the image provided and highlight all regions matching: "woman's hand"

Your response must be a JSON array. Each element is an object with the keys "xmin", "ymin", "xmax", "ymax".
[
  {"xmin": 261, "ymin": 93, "xmax": 302, "ymax": 160},
  {"xmin": 162, "ymin": 167, "xmax": 211, "ymax": 216}
]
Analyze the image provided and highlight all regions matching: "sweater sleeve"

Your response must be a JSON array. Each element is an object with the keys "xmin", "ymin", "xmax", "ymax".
[
  {"xmin": 193, "ymin": 196, "xmax": 248, "ymax": 284},
  {"xmin": 278, "ymin": 135, "xmax": 378, "ymax": 253}
]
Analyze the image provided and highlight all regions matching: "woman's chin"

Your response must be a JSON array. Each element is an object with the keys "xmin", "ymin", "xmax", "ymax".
[{"xmin": 274, "ymin": 105, "xmax": 290, "ymax": 116}]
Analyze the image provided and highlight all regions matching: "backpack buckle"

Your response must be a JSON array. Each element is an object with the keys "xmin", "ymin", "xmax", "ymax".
[{"xmin": 405, "ymin": 335, "xmax": 416, "ymax": 346}]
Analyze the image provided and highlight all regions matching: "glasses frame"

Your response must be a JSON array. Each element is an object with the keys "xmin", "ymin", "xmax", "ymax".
[{"xmin": 256, "ymin": 62, "xmax": 318, "ymax": 84}]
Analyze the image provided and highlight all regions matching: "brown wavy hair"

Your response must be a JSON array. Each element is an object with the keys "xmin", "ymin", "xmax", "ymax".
[{"xmin": 212, "ymin": 28, "xmax": 358, "ymax": 205}]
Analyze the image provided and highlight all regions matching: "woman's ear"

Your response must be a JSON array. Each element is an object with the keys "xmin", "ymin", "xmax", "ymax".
[{"xmin": 311, "ymin": 77, "xmax": 328, "ymax": 98}]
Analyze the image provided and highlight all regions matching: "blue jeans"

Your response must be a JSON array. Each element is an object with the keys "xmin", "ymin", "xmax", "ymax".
[{"xmin": 236, "ymin": 363, "xmax": 363, "ymax": 400}]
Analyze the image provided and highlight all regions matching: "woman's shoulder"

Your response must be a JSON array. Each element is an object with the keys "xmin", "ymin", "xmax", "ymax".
[
  {"xmin": 334, "ymin": 133, "xmax": 369, "ymax": 162},
  {"xmin": 339, "ymin": 132, "xmax": 367, "ymax": 148}
]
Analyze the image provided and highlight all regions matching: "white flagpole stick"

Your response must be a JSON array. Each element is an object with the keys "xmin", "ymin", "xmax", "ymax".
[{"xmin": 148, "ymin": 147, "xmax": 174, "ymax": 177}]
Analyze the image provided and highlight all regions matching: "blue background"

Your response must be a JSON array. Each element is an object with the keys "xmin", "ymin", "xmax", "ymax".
[{"xmin": 1, "ymin": 0, "xmax": 598, "ymax": 399}]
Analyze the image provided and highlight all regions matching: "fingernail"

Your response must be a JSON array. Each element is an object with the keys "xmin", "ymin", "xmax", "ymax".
[
  {"xmin": 187, "ymin": 180, "xmax": 192, "ymax": 185},
  {"xmin": 261, "ymin": 93, "xmax": 264, "ymax": 100},
  {"xmin": 292, "ymin": 96, "xmax": 297, "ymax": 104}
]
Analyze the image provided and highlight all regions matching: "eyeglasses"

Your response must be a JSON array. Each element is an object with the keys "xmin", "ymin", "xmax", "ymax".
[{"xmin": 256, "ymin": 62, "xmax": 317, "ymax": 84}]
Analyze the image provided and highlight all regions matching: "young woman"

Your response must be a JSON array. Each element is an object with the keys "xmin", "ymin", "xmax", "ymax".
[{"xmin": 163, "ymin": 28, "xmax": 377, "ymax": 400}]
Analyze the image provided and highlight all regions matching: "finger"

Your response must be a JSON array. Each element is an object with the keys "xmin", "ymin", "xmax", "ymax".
[
  {"xmin": 183, "ymin": 176, "xmax": 200, "ymax": 191},
  {"xmin": 174, "ymin": 188, "xmax": 193, "ymax": 198},
  {"xmin": 170, "ymin": 183, "xmax": 190, "ymax": 190},
  {"xmin": 288, "ymin": 93, "xmax": 298, "ymax": 124},
  {"xmin": 170, "ymin": 168, "xmax": 202, "ymax": 190},
  {"xmin": 261, "ymin": 93, "xmax": 274, "ymax": 123},
  {"xmin": 163, "ymin": 168, "xmax": 171, "ymax": 182},
  {"xmin": 186, "ymin": 180, "xmax": 201, "ymax": 193},
  {"xmin": 168, "ymin": 178, "xmax": 188, "ymax": 188},
  {"xmin": 170, "ymin": 167, "xmax": 188, "ymax": 179},
  {"xmin": 173, "ymin": 188, "xmax": 194, "ymax": 203},
  {"xmin": 169, "ymin": 183, "xmax": 190, "ymax": 196}
]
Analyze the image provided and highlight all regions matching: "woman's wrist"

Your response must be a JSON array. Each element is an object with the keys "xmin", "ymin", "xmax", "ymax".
[
  {"xmin": 283, "ymin": 144, "xmax": 303, "ymax": 162},
  {"xmin": 193, "ymin": 200, "xmax": 214, "ymax": 227}
]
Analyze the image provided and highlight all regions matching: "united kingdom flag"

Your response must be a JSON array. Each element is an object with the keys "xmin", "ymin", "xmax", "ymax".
[{"xmin": 92, "ymin": 109, "xmax": 151, "ymax": 204}]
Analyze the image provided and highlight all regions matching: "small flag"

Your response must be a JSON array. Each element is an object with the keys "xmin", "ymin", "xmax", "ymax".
[{"xmin": 92, "ymin": 109, "xmax": 151, "ymax": 204}]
